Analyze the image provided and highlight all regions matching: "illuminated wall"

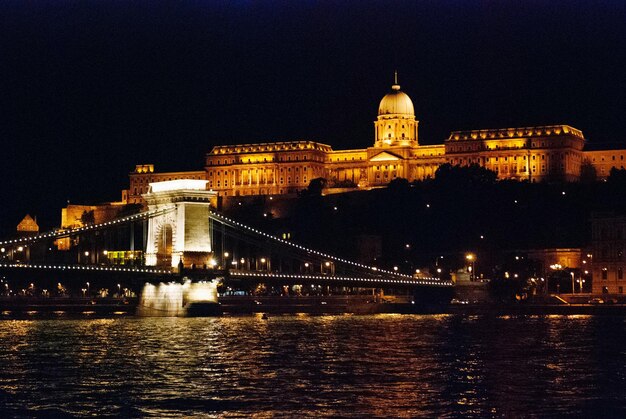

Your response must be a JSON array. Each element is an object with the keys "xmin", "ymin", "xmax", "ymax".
[{"xmin": 584, "ymin": 149, "xmax": 626, "ymax": 179}]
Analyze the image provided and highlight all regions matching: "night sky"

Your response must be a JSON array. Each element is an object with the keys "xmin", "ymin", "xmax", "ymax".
[{"xmin": 1, "ymin": 1, "xmax": 624, "ymax": 236}]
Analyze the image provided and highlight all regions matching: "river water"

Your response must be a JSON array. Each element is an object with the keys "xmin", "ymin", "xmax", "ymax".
[{"xmin": 0, "ymin": 314, "xmax": 624, "ymax": 417}]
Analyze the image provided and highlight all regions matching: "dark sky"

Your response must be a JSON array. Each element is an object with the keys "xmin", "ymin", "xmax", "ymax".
[{"xmin": 0, "ymin": 1, "xmax": 624, "ymax": 236}]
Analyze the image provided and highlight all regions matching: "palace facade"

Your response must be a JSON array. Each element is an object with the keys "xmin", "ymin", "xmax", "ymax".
[{"xmin": 125, "ymin": 78, "xmax": 626, "ymax": 204}]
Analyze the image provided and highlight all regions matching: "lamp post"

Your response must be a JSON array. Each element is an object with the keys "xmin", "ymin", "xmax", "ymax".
[
  {"xmin": 570, "ymin": 272, "xmax": 575, "ymax": 294},
  {"xmin": 466, "ymin": 253, "xmax": 476, "ymax": 281}
]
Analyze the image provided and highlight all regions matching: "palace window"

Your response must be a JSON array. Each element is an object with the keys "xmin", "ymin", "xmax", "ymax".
[
  {"xmin": 618, "ymin": 268, "xmax": 623, "ymax": 280},
  {"xmin": 602, "ymin": 268, "xmax": 608, "ymax": 280}
]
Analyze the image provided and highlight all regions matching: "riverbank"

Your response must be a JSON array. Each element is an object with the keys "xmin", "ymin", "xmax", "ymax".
[{"xmin": 2, "ymin": 295, "xmax": 626, "ymax": 318}]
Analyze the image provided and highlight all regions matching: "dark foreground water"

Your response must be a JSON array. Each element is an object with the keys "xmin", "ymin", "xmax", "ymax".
[{"xmin": 1, "ymin": 314, "xmax": 625, "ymax": 418}]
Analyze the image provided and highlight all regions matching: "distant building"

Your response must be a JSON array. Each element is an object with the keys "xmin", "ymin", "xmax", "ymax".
[
  {"xmin": 526, "ymin": 248, "xmax": 582, "ymax": 272},
  {"xmin": 591, "ymin": 213, "xmax": 626, "ymax": 294},
  {"xmin": 56, "ymin": 202, "xmax": 128, "ymax": 251},
  {"xmin": 16, "ymin": 214, "xmax": 39, "ymax": 236},
  {"xmin": 124, "ymin": 76, "xmax": 626, "ymax": 205},
  {"xmin": 60, "ymin": 203, "xmax": 127, "ymax": 229}
]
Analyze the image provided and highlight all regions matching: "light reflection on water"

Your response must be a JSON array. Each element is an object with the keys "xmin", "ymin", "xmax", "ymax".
[{"xmin": 0, "ymin": 315, "xmax": 625, "ymax": 417}]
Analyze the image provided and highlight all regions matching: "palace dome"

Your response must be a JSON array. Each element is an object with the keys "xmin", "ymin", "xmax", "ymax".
[{"xmin": 378, "ymin": 83, "xmax": 414, "ymax": 116}]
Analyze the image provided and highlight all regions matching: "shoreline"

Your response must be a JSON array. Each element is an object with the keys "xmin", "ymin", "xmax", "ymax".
[{"xmin": 1, "ymin": 295, "xmax": 626, "ymax": 318}]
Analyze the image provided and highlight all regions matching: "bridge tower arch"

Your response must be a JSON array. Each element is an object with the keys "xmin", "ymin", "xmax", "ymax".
[{"xmin": 143, "ymin": 180, "xmax": 217, "ymax": 269}]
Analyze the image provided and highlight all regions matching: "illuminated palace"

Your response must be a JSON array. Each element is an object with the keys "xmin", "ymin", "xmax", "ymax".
[{"xmin": 125, "ymin": 77, "xmax": 626, "ymax": 204}]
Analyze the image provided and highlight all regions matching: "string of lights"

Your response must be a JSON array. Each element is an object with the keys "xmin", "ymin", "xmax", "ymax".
[
  {"xmin": 0, "ymin": 263, "xmax": 171, "ymax": 275},
  {"xmin": 230, "ymin": 271, "xmax": 451, "ymax": 287},
  {"xmin": 0, "ymin": 208, "xmax": 175, "ymax": 247},
  {"xmin": 208, "ymin": 211, "xmax": 452, "ymax": 286}
]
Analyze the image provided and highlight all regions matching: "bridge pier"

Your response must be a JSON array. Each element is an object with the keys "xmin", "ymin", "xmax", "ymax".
[{"xmin": 143, "ymin": 180, "xmax": 217, "ymax": 270}]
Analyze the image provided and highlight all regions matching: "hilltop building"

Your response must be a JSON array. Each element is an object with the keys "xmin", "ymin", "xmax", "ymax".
[{"xmin": 124, "ymin": 76, "xmax": 626, "ymax": 205}]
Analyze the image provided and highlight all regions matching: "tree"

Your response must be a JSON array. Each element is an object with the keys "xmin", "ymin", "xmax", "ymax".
[
  {"xmin": 434, "ymin": 163, "xmax": 497, "ymax": 186},
  {"xmin": 387, "ymin": 177, "xmax": 410, "ymax": 192},
  {"xmin": 304, "ymin": 177, "xmax": 327, "ymax": 197},
  {"xmin": 607, "ymin": 167, "xmax": 626, "ymax": 186},
  {"xmin": 579, "ymin": 159, "xmax": 597, "ymax": 184},
  {"xmin": 80, "ymin": 210, "xmax": 95, "ymax": 225}
]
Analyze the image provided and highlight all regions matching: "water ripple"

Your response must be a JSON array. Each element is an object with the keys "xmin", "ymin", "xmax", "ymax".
[{"xmin": 0, "ymin": 314, "xmax": 625, "ymax": 417}]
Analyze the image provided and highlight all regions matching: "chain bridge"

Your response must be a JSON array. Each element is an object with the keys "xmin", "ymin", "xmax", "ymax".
[{"xmin": 0, "ymin": 180, "xmax": 452, "ymax": 315}]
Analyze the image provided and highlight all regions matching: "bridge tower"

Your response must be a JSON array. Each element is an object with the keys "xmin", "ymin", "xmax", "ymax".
[{"xmin": 143, "ymin": 180, "xmax": 217, "ymax": 269}]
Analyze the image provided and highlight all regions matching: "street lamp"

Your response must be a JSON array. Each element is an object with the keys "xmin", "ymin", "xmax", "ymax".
[
  {"xmin": 86, "ymin": 282, "xmax": 90, "ymax": 297},
  {"xmin": 570, "ymin": 272, "xmax": 575, "ymax": 294},
  {"xmin": 465, "ymin": 253, "xmax": 476, "ymax": 281}
]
